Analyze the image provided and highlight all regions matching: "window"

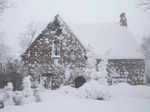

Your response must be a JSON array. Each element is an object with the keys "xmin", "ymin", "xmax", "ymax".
[
  {"xmin": 54, "ymin": 47, "xmax": 59, "ymax": 56},
  {"xmin": 52, "ymin": 39, "xmax": 60, "ymax": 57}
]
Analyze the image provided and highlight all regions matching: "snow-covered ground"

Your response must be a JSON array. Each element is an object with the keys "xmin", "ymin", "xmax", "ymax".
[{"xmin": 2, "ymin": 82, "xmax": 150, "ymax": 112}]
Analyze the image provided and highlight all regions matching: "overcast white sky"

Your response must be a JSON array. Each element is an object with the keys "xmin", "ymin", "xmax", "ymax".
[{"xmin": 1, "ymin": 0, "xmax": 150, "ymax": 57}]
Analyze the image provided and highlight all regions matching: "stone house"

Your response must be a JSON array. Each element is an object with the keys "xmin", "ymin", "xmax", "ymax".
[
  {"xmin": 21, "ymin": 14, "xmax": 145, "ymax": 89},
  {"xmin": 21, "ymin": 15, "xmax": 87, "ymax": 89}
]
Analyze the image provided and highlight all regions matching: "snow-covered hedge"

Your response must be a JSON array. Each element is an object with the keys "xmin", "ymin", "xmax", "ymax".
[
  {"xmin": 57, "ymin": 80, "xmax": 111, "ymax": 100},
  {"xmin": 77, "ymin": 80, "xmax": 110, "ymax": 100}
]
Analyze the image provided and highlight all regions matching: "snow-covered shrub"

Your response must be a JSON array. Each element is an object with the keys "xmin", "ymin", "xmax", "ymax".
[
  {"xmin": 5, "ymin": 82, "xmax": 13, "ymax": 91},
  {"xmin": 0, "ymin": 83, "xmax": 15, "ymax": 107},
  {"xmin": 88, "ymin": 68, "xmax": 108, "ymax": 85},
  {"xmin": 13, "ymin": 81, "xmax": 44, "ymax": 105},
  {"xmin": 95, "ymin": 58, "xmax": 108, "ymax": 85},
  {"xmin": 3, "ymin": 82, "xmax": 15, "ymax": 106},
  {"xmin": 22, "ymin": 75, "xmax": 35, "ymax": 104},
  {"xmin": 85, "ymin": 45, "xmax": 108, "ymax": 85},
  {"xmin": 33, "ymin": 84, "xmax": 44, "ymax": 102},
  {"xmin": 78, "ymin": 80, "xmax": 110, "ymax": 100},
  {"xmin": 64, "ymin": 65, "xmax": 73, "ymax": 85},
  {"xmin": 22, "ymin": 75, "xmax": 33, "ymax": 95},
  {"xmin": 0, "ymin": 90, "xmax": 6, "ymax": 107},
  {"xmin": 12, "ymin": 91, "xmax": 24, "ymax": 105},
  {"xmin": 0, "ymin": 76, "xmax": 45, "ymax": 106},
  {"xmin": 33, "ymin": 89, "xmax": 42, "ymax": 102}
]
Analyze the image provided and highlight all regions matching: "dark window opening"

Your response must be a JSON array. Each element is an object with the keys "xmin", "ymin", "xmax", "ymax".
[
  {"xmin": 53, "ymin": 39, "xmax": 60, "ymax": 56},
  {"xmin": 74, "ymin": 76, "xmax": 86, "ymax": 88},
  {"xmin": 54, "ymin": 47, "xmax": 59, "ymax": 56}
]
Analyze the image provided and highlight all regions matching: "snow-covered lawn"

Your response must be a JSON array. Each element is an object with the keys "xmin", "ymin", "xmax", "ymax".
[
  {"xmin": 2, "ymin": 83, "xmax": 150, "ymax": 112},
  {"xmin": 3, "ymin": 95, "xmax": 150, "ymax": 112}
]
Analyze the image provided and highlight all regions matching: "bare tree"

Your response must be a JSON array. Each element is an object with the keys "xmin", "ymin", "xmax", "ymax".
[
  {"xmin": 0, "ymin": 32, "xmax": 10, "ymax": 62},
  {"xmin": 19, "ymin": 22, "xmax": 42, "ymax": 52},
  {"xmin": 0, "ymin": 0, "xmax": 8, "ymax": 14},
  {"xmin": 142, "ymin": 38, "xmax": 150, "ymax": 59},
  {"xmin": 141, "ymin": 37, "xmax": 150, "ymax": 84},
  {"xmin": 139, "ymin": 0, "xmax": 150, "ymax": 10}
]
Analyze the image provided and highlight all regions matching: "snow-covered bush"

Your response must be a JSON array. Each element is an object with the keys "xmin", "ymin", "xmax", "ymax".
[
  {"xmin": 95, "ymin": 58, "xmax": 108, "ymax": 85},
  {"xmin": 33, "ymin": 84, "xmax": 44, "ymax": 102},
  {"xmin": 0, "ymin": 90, "xmax": 6, "ymax": 107},
  {"xmin": 85, "ymin": 45, "xmax": 108, "ymax": 85},
  {"xmin": 0, "ymin": 76, "xmax": 45, "ymax": 106},
  {"xmin": 58, "ymin": 80, "xmax": 111, "ymax": 100},
  {"xmin": 21, "ymin": 75, "xmax": 35, "ymax": 104},
  {"xmin": 5, "ymin": 82, "xmax": 13, "ymax": 91},
  {"xmin": 33, "ymin": 89, "xmax": 42, "ymax": 102},
  {"xmin": 3, "ymin": 82, "xmax": 15, "ymax": 106},
  {"xmin": 64, "ymin": 65, "xmax": 73, "ymax": 85},
  {"xmin": 13, "ymin": 80, "xmax": 43, "ymax": 105},
  {"xmin": 22, "ymin": 75, "xmax": 33, "ymax": 95},
  {"xmin": 13, "ymin": 91, "xmax": 24, "ymax": 105},
  {"xmin": 11, "ymin": 76, "xmax": 34, "ymax": 105},
  {"xmin": 78, "ymin": 80, "xmax": 110, "ymax": 100},
  {"xmin": 0, "ymin": 83, "xmax": 15, "ymax": 107}
]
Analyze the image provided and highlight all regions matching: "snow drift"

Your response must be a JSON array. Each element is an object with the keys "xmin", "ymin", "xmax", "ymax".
[{"xmin": 2, "ymin": 82, "xmax": 150, "ymax": 112}]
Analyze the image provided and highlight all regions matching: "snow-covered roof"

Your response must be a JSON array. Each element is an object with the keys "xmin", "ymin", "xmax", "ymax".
[{"xmin": 70, "ymin": 23, "xmax": 144, "ymax": 59}]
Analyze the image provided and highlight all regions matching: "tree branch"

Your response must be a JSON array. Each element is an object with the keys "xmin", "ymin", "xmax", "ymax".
[
  {"xmin": 0, "ymin": 0, "xmax": 7, "ymax": 13},
  {"xmin": 139, "ymin": 0, "xmax": 150, "ymax": 10}
]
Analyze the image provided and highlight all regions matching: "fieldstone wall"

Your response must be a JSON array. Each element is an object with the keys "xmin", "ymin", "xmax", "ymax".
[
  {"xmin": 21, "ymin": 15, "xmax": 86, "ymax": 89},
  {"xmin": 107, "ymin": 59, "xmax": 145, "ymax": 85}
]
